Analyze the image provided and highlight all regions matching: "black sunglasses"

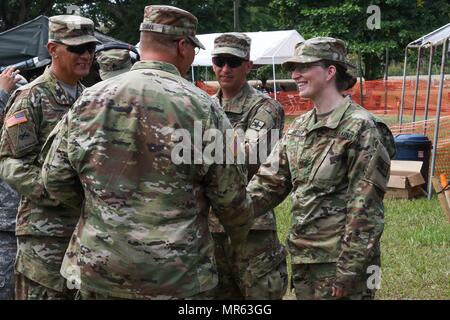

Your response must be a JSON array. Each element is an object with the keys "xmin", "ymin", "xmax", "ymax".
[
  {"xmin": 212, "ymin": 56, "xmax": 248, "ymax": 68},
  {"xmin": 63, "ymin": 42, "xmax": 97, "ymax": 55}
]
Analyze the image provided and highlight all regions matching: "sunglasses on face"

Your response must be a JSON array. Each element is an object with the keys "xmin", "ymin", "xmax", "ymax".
[
  {"xmin": 64, "ymin": 42, "xmax": 97, "ymax": 55},
  {"xmin": 212, "ymin": 56, "xmax": 248, "ymax": 68}
]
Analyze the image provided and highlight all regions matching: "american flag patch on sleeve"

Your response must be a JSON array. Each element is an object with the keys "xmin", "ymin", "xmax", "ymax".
[{"xmin": 6, "ymin": 111, "xmax": 28, "ymax": 128}]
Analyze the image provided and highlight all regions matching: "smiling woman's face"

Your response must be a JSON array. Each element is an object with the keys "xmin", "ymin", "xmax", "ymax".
[{"xmin": 291, "ymin": 63, "xmax": 331, "ymax": 99}]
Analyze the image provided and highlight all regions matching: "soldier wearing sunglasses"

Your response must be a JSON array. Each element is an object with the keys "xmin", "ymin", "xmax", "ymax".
[
  {"xmin": 209, "ymin": 33, "xmax": 287, "ymax": 300},
  {"xmin": 0, "ymin": 15, "xmax": 98, "ymax": 300}
]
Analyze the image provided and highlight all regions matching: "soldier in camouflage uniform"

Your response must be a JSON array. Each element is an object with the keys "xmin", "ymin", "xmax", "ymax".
[
  {"xmin": 247, "ymin": 37, "xmax": 396, "ymax": 300},
  {"xmin": 0, "ymin": 15, "xmax": 98, "ymax": 300},
  {"xmin": 41, "ymin": 5, "xmax": 254, "ymax": 300},
  {"xmin": 209, "ymin": 33, "xmax": 287, "ymax": 300},
  {"xmin": 0, "ymin": 66, "xmax": 22, "ymax": 300},
  {"xmin": 96, "ymin": 49, "xmax": 133, "ymax": 81}
]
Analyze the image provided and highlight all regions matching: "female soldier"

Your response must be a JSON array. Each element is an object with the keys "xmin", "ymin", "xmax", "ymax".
[{"xmin": 247, "ymin": 37, "xmax": 396, "ymax": 300}]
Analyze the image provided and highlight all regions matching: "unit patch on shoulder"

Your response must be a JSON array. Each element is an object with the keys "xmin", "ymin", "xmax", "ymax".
[{"xmin": 249, "ymin": 119, "xmax": 265, "ymax": 131}]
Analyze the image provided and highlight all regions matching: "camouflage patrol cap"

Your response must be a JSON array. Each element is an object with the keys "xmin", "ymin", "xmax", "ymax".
[
  {"xmin": 211, "ymin": 33, "xmax": 251, "ymax": 59},
  {"xmin": 96, "ymin": 49, "xmax": 132, "ymax": 80},
  {"xmin": 282, "ymin": 37, "xmax": 356, "ymax": 71},
  {"xmin": 139, "ymin": 5, "xmax": 205, "ymax": 50},
  {"xmin": 48, "ymin": 15, "xmax": 98, "ymax": 46}
]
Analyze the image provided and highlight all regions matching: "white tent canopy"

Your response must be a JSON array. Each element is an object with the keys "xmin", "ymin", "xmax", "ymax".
[{"xmin": 192, "ymin": 30, "xmax": 304, "ymax": 66}]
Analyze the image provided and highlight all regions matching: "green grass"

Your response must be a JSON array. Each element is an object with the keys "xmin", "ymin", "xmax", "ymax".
[{"xmin": 275, "ymin": 196, "xmax": 450, "ymax": 300}]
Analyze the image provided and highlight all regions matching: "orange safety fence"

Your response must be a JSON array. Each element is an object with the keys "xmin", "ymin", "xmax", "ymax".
[
  {"xmin": 275, "ymin": 79, "xmax": 450, "ymax": 117},
  {"xmin": 197, "ymin": 79, "xmax": 450, "ymax": 118},
  {"xmin": 350, "ymin": 79, "xmax": 450, "ymax": 117},
  {"xmin": 195, "ymin": 81, "xmax": 217, "ymax": 95}
]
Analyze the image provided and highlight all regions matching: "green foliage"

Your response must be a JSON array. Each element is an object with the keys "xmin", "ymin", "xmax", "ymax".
[
  {"xmin": 255, "ymin": 65, "xmax": 272, "ymax": 82},
  {"xmin": 268, "ymin": 0, "xmax": 450, "ymax": 80},
  {"xmin": 1, "ymin": 0, "xmax": 449, "ymax": 79}
]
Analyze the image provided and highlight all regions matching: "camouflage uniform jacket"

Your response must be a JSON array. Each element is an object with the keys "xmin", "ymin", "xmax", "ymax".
[
  {"xmin": 247, "ymin": 97, "xmax": 395, "ymax": 290},
  {"xmin": 209, "ymin": 82, "xmax": 284, "ymax": 232},
  {"xmin": 0, "ymin": 66, "xmax": 82, "ymax": 290},
  {"xmin": 0, "ymin": 89, "xmax": 20, "ymax": 233},
  {"xmin": 41, "ymin": 60, "xmax": 254, "ymax": 299},
  {"xmin": 0, "ymin": 89, "xmax": 9, "ymax": 118}
]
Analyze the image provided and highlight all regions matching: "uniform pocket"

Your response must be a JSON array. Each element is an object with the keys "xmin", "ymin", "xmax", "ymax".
[
  {"xmin": 285, "ymin": 131, "xmax": 306, "ymax": 184},
  {"xmin": 244, "ymin": 245, "xmax": 287, "ymax": 280},
  {"xmin": 309, "ymin": 141, "xmax": 335, "ymax": 185}
]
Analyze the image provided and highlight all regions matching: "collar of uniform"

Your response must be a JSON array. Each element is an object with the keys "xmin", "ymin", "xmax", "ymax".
[
  {"xmin": 308, "ymin": 96, "xmax": 352, "ymax": 132},
  {"xmin": 131, "ymin": 60, "xmax": 181, "ymax": 77},
  {"xmin": 44, "ymin": 66, "xmax": 84, "ymax": 106},
  {"xmin": 215, "ymin": 82, "xmax": 251, "ymax": 113}
]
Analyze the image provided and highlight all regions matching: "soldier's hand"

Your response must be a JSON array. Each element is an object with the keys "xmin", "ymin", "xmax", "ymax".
[
  {"xmin": 331, "ymin": 283, "xmax": 347, "ymax": 298},
  {"xmin": 0, "ymin": 67, "xmax": 20, "ymax": 93}
]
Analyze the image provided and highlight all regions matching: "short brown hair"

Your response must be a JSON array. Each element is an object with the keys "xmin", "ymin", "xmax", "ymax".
[
  {"xmin": 139, "ymin": 31, "xmax": 180, "ymax": 51},
  {"xmin": 320, "ymin": 60, "xmax": 357, "ymax": 92}
]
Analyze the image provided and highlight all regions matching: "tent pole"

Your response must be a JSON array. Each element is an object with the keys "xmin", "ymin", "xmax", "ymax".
[
  {"xmin": 272, "ymin": 56, "xmax": 277, "ymax": 100},
  {"xmin": 399, "ymin": 47, "xmax": 409, "ymax": 126},
  {"xmin": 412, "ymin": 46, "xmax": 423, "ymax": 123},
  {"xmin": 358, "ymin": 50, "xmax": 364, "ymax": 107},
  {"xmin": 428, "ymin": 38, "xmax": 449, "ymax": 199},
  {"xmin": 424, "ymin": 46, "xmax": 434, "ymax": 135},
  {"xmin": 384, "ymin": 47, "xmax": 389, "ymax": 115}
]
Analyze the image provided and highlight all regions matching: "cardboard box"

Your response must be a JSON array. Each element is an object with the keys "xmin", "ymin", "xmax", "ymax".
[{"xmin": 386, "ymin": 160, "xmax": 425, "ymax": 199}]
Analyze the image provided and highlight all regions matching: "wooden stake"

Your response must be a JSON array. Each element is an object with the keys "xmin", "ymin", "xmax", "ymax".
[{"xmin": 432, "ymin": 176, "xmax": 450, "ymax": 223}]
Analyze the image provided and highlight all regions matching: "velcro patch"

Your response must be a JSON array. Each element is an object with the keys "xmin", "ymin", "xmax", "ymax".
[
  {"xmin": 249, "ymin": 119, "xmax": 265, "ymax": 131},
  {"xmin": 377, "ymin": 158, "xmax": 390, "ymax": 178},
  {"xmin": 6, "ymin": 111, "xmax": 28, "ymax": 128}
]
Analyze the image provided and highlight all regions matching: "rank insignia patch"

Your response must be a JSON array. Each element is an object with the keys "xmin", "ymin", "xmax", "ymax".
[{"xmin": 249, "ymin": 119, "xmax": 265, "ymax": 131}]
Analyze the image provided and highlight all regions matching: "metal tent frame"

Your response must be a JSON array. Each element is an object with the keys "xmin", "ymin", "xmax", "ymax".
[{"xmin": 398, "ymin": 23, "xmax": 450, "ymax": 199}]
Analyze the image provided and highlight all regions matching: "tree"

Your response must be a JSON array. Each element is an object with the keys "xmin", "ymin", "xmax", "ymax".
[
  {"xmin": 0, "ymin": 0, "xmax": 56, "ymax": 31},
  {"xmin": 2, "ymin": 0, "xmax": 449, "ymax": 80},
  {"xmin": 50, "ymin": 0, "xmax": 236, "ymax": 44},
  {"xmin": 269, "ymin": 0, "xmax": 450, "ymax": 80}
]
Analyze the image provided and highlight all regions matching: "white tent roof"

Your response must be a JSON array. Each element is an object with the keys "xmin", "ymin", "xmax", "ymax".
[
  {"xmin": 408, "ymin": 23, "xmax": 450, "ymax": 48},
  {"xmin": 193, "ymin": 30, "xmax": 304, "ymax": 66},
  {"xmin": 136, "ymin": 30, "xmax": 304, "ymax": 66}
]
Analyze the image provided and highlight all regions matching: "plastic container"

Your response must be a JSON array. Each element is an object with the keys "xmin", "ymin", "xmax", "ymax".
[{"xmin": 393, "ymin": 134, "xmax": 432, "ymax": 191}]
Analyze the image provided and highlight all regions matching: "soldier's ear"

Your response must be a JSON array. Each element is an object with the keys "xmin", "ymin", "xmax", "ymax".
[
  {"xmin": 245, "ymin": 61, "xmax": 253, "ymax": 74},
  {"xmin": 176, "ymin": 38, "xmax": 190, "ymax": 58},
  {"xmin": 326, "ymin": 65, "xmax": 337, "ymax": 82},
  {"xmin": 47, "ymin": 42, "xmax": 58, "ymax": 58}
]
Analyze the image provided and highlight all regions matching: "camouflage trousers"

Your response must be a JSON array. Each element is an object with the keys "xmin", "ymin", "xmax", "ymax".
[
  {"xmin": 0, "ymin": 231, "xmax": 16, "ymax": 300},
  {"xmin": 78, "ymin": 289, "xmax": 216, "ymax": 300},
  {"xmin": 211, "ymin": 230, "xmax": 288, "ymax": 300},
  {"xmin": 15, "ymin": 273, "xmax": 76, "ymax": 300},
  {"xmin": 15, "ymin": 235, "xmax": 75, "ymax": 300},
  {"xmin": 291, "ymin": 263, "xmax": 377, "ymax": 300}
]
